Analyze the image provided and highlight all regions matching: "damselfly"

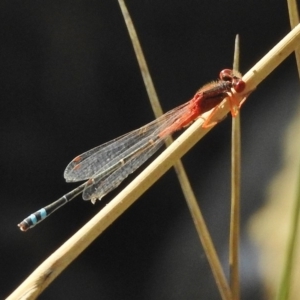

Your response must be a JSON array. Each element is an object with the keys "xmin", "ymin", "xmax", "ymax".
[{"xmin": 18, "ymin": 69, "xmax": 245, "ymax": 231}]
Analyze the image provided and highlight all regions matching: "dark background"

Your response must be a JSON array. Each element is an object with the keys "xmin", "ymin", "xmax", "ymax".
[{"xmin": 1, "ymin": 0, "xmax": 300, "ymax": 299}]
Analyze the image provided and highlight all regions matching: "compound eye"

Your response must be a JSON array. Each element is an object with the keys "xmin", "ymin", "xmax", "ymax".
[
  {"xmin": 233, "ymin": 80, "xmax": 246, "ymax": 93},
  {"xmin": 219, "ymin": 69, "xmax": 233, "ymax": 81}
]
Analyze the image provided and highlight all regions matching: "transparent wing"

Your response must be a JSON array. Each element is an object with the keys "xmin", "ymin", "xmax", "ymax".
[
  {"xmin": 64, "ymin": 100, "xmax": 192, "ymax": 182},
  {"xmin": 64, "ymin": 122, "xmax": 162, "ymax": 182},
  {"xmin": 82, "ymin": 134, "xmax": 165, "ymax": 201}
]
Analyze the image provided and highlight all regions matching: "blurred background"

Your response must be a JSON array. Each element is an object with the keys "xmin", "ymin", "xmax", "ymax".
[{"xmin": 1, "ymin": 0, "xmax": 300, "ymax": 299}]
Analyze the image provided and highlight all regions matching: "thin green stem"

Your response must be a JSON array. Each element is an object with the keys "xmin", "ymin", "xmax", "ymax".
[
  {"xmin": 276, "ymin": 3, "xmax": 300, "ymax": 299},
  {"xmin": 276, "ymin": 159, "xmax": 300, "ymax": 300}
]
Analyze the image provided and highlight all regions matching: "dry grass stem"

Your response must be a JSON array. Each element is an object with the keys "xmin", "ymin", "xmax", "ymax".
[
  {"xmin": 242, "ymin": 23, "xmax": 300, "ymax": 93},
  {"xmin": 7, "ymin": 19, "xmax": 300, "ymax": 300},
  {"xmin": 119, "ymin": 1, "xmax": 232, "ymax": 299},
  {"xmin": 229, "ymin": 34, "xmax": 241, "ymax": 300},
  {"xmin": 287, "ymin": 0, "xmax": 300, "ymax": 73}
]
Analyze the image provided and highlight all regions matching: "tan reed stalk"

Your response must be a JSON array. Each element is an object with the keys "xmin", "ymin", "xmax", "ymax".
[
  {"xmin": 7, "ymin": 19, "xmax": 300, "ymax": 300},
  {"xmin": 118, "ymin": 1, "xmax": 232, "ymax": 299},
  {"xmin": 229, "ymin": 34, "xmax": 241, "ymax": 300}
]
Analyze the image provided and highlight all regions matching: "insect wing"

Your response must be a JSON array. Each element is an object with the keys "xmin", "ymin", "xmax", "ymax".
[
  {"xmin": 82, "ymin": 134, "xmax": 165, "ymax": 201},
  {"xmin": 64, "ymin": 101, "xmax": 191, "ymax": 183}
]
